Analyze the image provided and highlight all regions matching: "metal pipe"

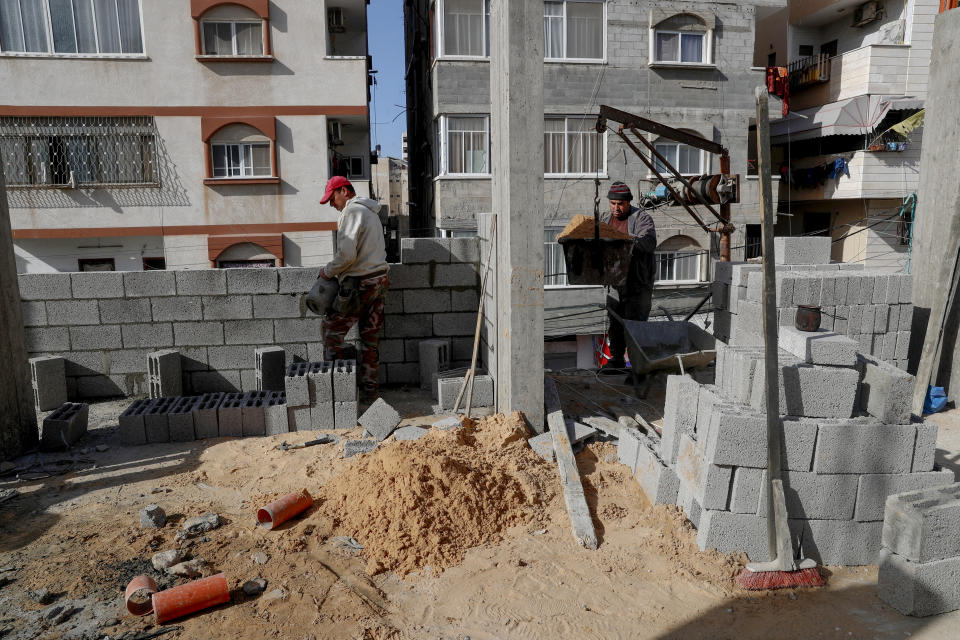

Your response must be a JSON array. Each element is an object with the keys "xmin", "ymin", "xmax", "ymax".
[{"xmin": 719, "ymin": 152, "xmax": 732, "ymax": 262}]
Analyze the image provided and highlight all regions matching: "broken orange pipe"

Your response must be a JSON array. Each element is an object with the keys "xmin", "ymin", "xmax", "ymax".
[
  {"xmin": 125, "ymin": 575, "xmax": 158, "ymax": 616},
  {"xmin": 152, "ymin": 573, "xmax": 230, "ymax": 623},
  {"xmin": 257, "ymin": 489, "xmax": 313, "ymax": 530}
]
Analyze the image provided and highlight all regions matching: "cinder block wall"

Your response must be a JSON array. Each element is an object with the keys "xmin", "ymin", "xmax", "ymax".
[{"xmin": 17, "ymin": 238, "xmax": 480, "ymax": 399}]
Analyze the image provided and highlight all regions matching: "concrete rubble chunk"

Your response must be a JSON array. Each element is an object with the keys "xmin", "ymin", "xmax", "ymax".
[
  {"xmin": 139, "ymin": 504, "xmax": 166, "ymax": 528},
  {"xmin": 182, "ymin": 513, "xmax": 222, "ymax": 535},
  {"xmin": 242, "ymin": 578, "xmax": 268, "ymax": 596},
  {"xmin": 358, "ymin": 398, "xmax": 402, "ymax": 441},
  {"xmin": 432, "ymin": 416, "xmax": 461, "ymax": 430},
  {"xmin": 344, "ymin": 439, "xmax": 377, "ymax": 458},
  {"xmin": 250, "ymin": 551, "xmax": 269, "ymax": 565},
  {"xmin": 528, "ymin": 432, "xmax": 555, "ymax": 462},
  {"xmin": 151, "ymin": 549, "xmax": 182, "ymax": 571},
  {"xmin": 167, "ymin": 559, "xmax": 205, "ymax": 578},
  {"xmin": 393, "ymin": 426, "xmax": 430, "ymax": 441}
]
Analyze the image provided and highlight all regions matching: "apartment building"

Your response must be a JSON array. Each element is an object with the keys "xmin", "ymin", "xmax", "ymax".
[
  {"xmin": 371, "ymin": 154, "xmax": 408, "ymax": 219},
  {"xmin": 1, "ymin": 0, "xmax": 373, "ymax": 273},
  {"xmin": 404, "ymin": 0, "xmax": 784, "ymax": 362},
  {"xmin": 756, "ymin": 0, "xmax": 936, "ymax": 272}
]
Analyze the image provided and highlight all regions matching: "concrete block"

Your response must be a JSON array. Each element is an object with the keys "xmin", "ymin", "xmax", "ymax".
[
  {"xmin": 860, "ymin": 275, "xmax": 878, "ymax": 306},
  {"xmin": 873, "ymin": 275, "xmax": 890, "ymax": 304},
  {"xmin": 847, "ymin": 305, "xmax": 863, "ymax": 337},
  {"xmin": 207, "ymin": 345, "xmax": 254, "ymax": 371},
  {"xmin": 730, "ymin": 263, "xmax": 761, "ymax": 288},
  {"xmin": 433, "ymin": 312, "xmax": 476, "ymax": 337},
  {"xmin": 404, "ymin": 288, "xmax": 453, "ymax": 313},
  {"xmin": 387, "ymin": 362, "xmax": 420, "ymax": 385},
  {"xmin": 774, "ymin": 236, "xmax": 831, "ymax": 265},
  {"xmin": 730, "ymin": 467, "xmax": 764, "ymax": 514},
  {"xmin": 30, "ymin": 356, "xmax": 67, "ymax": 411},
  {"xmin": 778, "ymin": 471, "xmax": 858, "ymax": 520},
  {"xmin": 144, "ymin": 396, "xmax": 177, "ymax": 443},
  {"xmin": 278, "ymin": 267, "xmax": 320, "ymax": 294},
  {"xmin": 696, "ymin": 510, "xmax": 772, "ymax": 562},
  {"xmin": 310, "ymin": 401, "xmax": 335, "ymax": 429},
  {"xmin": 896, "ymin": 331, "xmax": 911, "ymax": 361},
  {"xmin": 401, "ymin": 237, "xmax": 451, "ymax": 263},
  {"xmin": 882, "ymin": 484, "xmax": 960, "ymax": 563},
  {"xmin": 451, "ymin": 289, "xmax": 480, "ymax": 312},
  {"xmin": 21, "ymin": 301, "xmax": 47, "ymax": 326},
  {"xmin": 40, "ymin": 402, "xmax": 89, "ymax": 449},
  {"xmin": 385, "ymin": 264, "xmax": 430, "ymax": 290},
  {"xmin": 617, "ymin": 428, "xmax": 642, "ymax": 472},
  {"xmin": 287, "ymin": 406, "xmax": 311, "ymax": 431},
  {"xmin": 858, "ymin": 353, "xmax": 913, "ymax": 424},
  {"xmin": 660, "ymin": 375, "xmax": 700, "ymax": 465},
  {"xmin": 152, "ymin": 296, "xmax": 202, "ymax": 322},
  {"xmin": 194, "ymin": 392, "xmax": 224, "ymax": 439},
  {"xmin": 634, "ymin": 436, "xmax": 680, "ymax": 505},
  {"xmin": 168, "ymin": 396, "xmax": 199, "ymax": 442},
  {"xmin": 70, "ymin": 325, "xmax": 122, "ymax": 351},
  {"xmin": 813, "ymin": 418, "xmax": 915, "ymax": 474},
  {"xmin": 713, "ymin": 261, "xmax": 737, "ymax": 284},
  {"xmin": 839, "ymin": 263, "xmax": 865, "ymax": 271},
  {"xmin": 255, "ymin": 347, "xmax": 286, "ymax": 391},
  {"xmin": 273, "ymin": 318, "xmax": 323, "ymax": 343},
  {"xmin": 861, "ymin": 305, "xmax": 876, "ymax": 334},
  {"xmin": 884, "ymin": 274, "xmax": 901, "ymax": 305},
  {"xmin": 434, "ymin": 263, "xmax": 477, "ymax": 288},
  {"xmin": 123, "ymin": 271, "xmax": 176, "ymax": 297},
  {"xmin": 820, "ymin": 306, "xmax": 836, "ymax": 331},
  {"xmin": 881, "ymin": 331, "xmax": 897, "ymax": 361},
  {"xmin": 148, "ymin": 349, "xmax": 182, "ymax": 399},
  {"xmin": 701, "ymin": 401, "xmax": 767, "ymax": 467},
  {"xmin": 122, "ymin": 323, "xmax": 174, "ymax": 348},
  {"xmin": 385, "ymin": 313, "xmax": 435, "ymax": 338},
  {"xmin": 118, "ymin": 398, "xmax": 152, "ymax": 445},
  {"xmin": 239, "ymin": 390, "xmax": 267, "ymax": 436},
  {"xmin": 18, "ymin": 273, "xmax": 72, "ymax": 300},
  {"xmin": 780, "ymin": 364, "xmax": 859, "ymax": 418},
  {"xmin": 796, "ymin": 519, "xmax": 882, "ymax": 566},
  {"xmin": 378, "ymin": 339, "xmax": 404, "ymax": 364},
  {"xmin": 529, "ymin": 432, "xmax": 555, "ymax": 461},
  {"xmin": 874, "ymin": 304, "xmax": 890, "ymax": 333},
  {"xmin": 202, "ymin": 296, "xmax": 253, "ymax": 321},
  {"xmin": 778, "ymin": 326, "xmax": 858, "ymax": 366},
  {"xmin": 449, "ymin": 237, "xmax": 480, "ymax": 264},
  {"xmin": 335, "ymin": 401, "xmax": 359, "ymax": 429},
  {"xmin": 225, "ymin": 268, "xmax": 278, "ymax": 294},
  {"xmin": 71, "ymin": 272, "xmax": 123, "ymax": 298},
  {"xmin": 878, "ymin": 549, "xmax": 960, "ymax": 617},
  {"xmin": 344, "ymin": 439, "xmax": 378, "ymax": 458},
  {"xmin": 677, "ymin": 480, "xmax": 702, "ymax": 528},
  {"xmin": 75, "ymin": 374, "xmax": 124, "ymax": 398},
  {"xmin": 175, "ymin": 269, "xmax": 227, "ymax": 296},
  {"xmin": 284, "ymin": 362, "xmax": 311, "ymax": 407},
  {"xmin": 675, "ymin": 434, "xmax": 732, "ymax": 510},
  {"xmin": 792, "ymin": 276, "xmax": 823, "ymax": 307},
  {"xmin": 855, "ymin": 470, "xmax": 954, "ymax": 522},
  {"xmin": 394, "ymin": 426, "xmax": 430, "ymax": 441},
  {"xmin": 899, "ymin": 274, "xmax": 913, "ymax": 304},
  {"xmin": 431, "ymin": 367, "xmax": 471, "ymax": 400},
  {"xmin": 695, "ymin": 384, "xmax": 721, "ymax": 441},
  {"xmin": 358, "ymin": 398, "xmax": 401, "ymax": 441},
  {"xmin": 418, "ymin": 339, "xmax": 452, "ymax": 390},
  {"xmin": 333, "ymin": 359, "xmax": 357, "ymax": 400},
  {"xmin": 46, "ymin": 300, "xmax": 100, "ymax": 325},
  {"xmin": 833, "ymin": 276, "xmax": 849, "ymax": 306},
  {"xmin": 913, "ymin": 420, "xmax": 938, "ymax": 472},
  {"xmin": 99, "ymin": 298, "xmax": 151, "ymax": 324},
  {"xmin": 217, "ymin": 392, "xmax": 245, "ymax": 437},
  {"xmin": 833, "ymin": 305, "xmax": 849, "ymax": 334},
  {"xmin": 223, "ymin": 320, "xmax": 272, "ymax": 345},
  {"xmin": 252, "ymin": 293, "xmax": 302, "ymax": 319},
  {"xmin": 780, "ymin": 417, "xmax": 818, "ymax": 471}
]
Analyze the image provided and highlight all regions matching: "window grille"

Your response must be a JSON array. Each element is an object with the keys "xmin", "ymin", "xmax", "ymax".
[
  {"xmin": 656, "ymin": 251, "xmax": 700, "ymax": 282},
  {"xmin": 0, "ymin": 115, "xmax": 159, "ymax": 188}
]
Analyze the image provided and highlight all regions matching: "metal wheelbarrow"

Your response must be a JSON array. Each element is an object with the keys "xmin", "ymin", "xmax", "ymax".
[{"xmin": 608, "ymin": 308, "xmax": 717, "ymax": 376}]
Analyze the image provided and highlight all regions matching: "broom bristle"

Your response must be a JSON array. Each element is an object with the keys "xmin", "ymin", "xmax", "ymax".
[{"xmin": 735, "ymin": 566, "xmax": 826, "ymax": 591}]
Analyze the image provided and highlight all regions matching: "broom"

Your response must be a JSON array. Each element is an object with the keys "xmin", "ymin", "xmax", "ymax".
[{"xmin": 736, "ymin": 89, "xmax": 825, "ymax": 591}]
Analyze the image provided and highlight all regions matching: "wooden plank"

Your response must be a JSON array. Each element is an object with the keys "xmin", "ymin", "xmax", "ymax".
[{"xmin": 544, "ymin": 377, "xmax": 598, "ymax": 550}]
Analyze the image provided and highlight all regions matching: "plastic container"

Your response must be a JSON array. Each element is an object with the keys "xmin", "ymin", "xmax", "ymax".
[
  {"xmin": 257, "ymin": 489, "xmax": 313, "ymax": 530},
  {"xmin": 125, "ymin": 575, "xmax": 158, "ymax": 616}
]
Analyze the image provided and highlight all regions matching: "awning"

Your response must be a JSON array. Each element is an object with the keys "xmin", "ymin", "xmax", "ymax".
[{"xmin": 770, "ymin": 95, "xmax": 921, "ymax": 143}]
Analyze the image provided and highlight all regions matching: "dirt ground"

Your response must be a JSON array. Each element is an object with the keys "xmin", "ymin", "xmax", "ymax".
[{"xmin": 2, "ymin": 376, "xmax": 960, "ymax": 640}]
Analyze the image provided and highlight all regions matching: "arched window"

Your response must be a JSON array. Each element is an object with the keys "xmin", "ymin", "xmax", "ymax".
[
  {"xmin": 650, "ymin": 12, "xmax": 713, "ymax": 65},
  {"xmin": 191, "ymin": 0, "xmax": 271, "ymax": 59},
  {"xmin": 655, "ymin": 235, "xmax": 703, "ymax": 283},
  {"xmin": 201, "ymin": 117, "xmax": 278, "ymax": 184}
]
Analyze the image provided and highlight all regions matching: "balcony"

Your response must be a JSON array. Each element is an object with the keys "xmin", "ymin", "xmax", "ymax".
[
  {"xmin": 788, "ymin": 44, "xmax": 912, "ymax": 111},
  {"xmin": 778, "ymin": 143, "xmax": 920, "ymax": 202}
]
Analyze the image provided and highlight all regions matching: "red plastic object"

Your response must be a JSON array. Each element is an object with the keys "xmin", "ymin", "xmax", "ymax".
[
  {"xmin": 152, "ymin": 573, "xmax": 230, "ymax": 623},
  {"xmin": 125, "ymin": 575, "xmax": 158, "ymax": 616},
  {"xmin": 257, "ymin": 489, "xmax": 313, "ymax": 530}
]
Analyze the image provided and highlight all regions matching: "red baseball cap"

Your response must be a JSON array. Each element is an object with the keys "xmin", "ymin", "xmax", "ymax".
[{"xmin": 320, "ymin": 176, "xmax": 353, "ymax": 204}]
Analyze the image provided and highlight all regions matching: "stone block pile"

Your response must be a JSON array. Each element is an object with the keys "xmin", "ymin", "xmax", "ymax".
[
  {"xmin": 283, "ymin": 359, "xmax": 357, "ymax": 431},
  {"xmin": 712, "ymin": 236, "xmax": 913, "ymax": 369},
  {"xmin": 879, "ymin": 484, "xmax": 960, "ymax": 616},
  {"xmin": 618, "ymin": 328, "xmax": 952, "ymax": 566}
]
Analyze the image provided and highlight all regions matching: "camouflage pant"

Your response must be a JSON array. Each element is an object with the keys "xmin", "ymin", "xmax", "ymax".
[{"xmin": 322, "ymin": 273, "xmax": 389, "ymax": 393}]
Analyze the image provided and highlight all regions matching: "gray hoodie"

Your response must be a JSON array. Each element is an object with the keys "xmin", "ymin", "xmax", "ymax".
[{"xmin": 323, "ymin": 196, "xmax": 389, "ymax": 280}]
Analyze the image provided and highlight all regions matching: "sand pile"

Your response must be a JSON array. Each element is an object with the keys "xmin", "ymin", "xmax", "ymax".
[
  {"xmin": 317, "ymin": 413, "xmax": 556, "ymax": 576},
  {"xmin": 557, "ymin": 214, "xmax": 633, "ymax": 241}
]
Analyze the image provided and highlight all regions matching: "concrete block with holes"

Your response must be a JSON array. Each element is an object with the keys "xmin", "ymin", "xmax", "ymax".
[
  {"xmin": 119, "ymin": 398, "xmax": 152, "ymax": 446},
  {"xmin": 29, "ymin": 356, "xmax": 68, "ymax": 411},
  {"xmin": 854, "ymin": 469, "xmax": 955, "ymax": 522},
  {"xmin": 167, "ymin": 395, "xmax": 200, "ymax": 442},
  {"xmin": 144, "ymin": 396, "xmax": 177, "ymax": 443},
  {"xmin": 333, "ymin": 359, "xmax": 357, "ymax": 400},
  {"xmin": 148, "ymin": 349, "xmax": 182, "ymax": 399},
  {"xmin": 264, "ymin": 391, "xmax": 288, "ymax": 436},
  {"xmin": 241, "ymin": 390, "xmax": 268, "ymax": 437},
  {"xmin": 284, "ymin": 362, "xmax": 311, "ymax": 407},
  {"xmin": 660, "ymin": 374, "xmax": 700, "ymax": 465},
  {"xmin": 40, "ymin": 402, "xmax": 89, "ymax": 450},
  {"xmin": 255, "ymin": 346, "xmax": 287, "ymax": 392},
  {"xmin": 418, "ymin": 339, "xmax": 452, "ymax": 390},
  {"xmin": 882, "ymin": 484, "xmax": 960, "ymax": 563},
  {"xmin": 308, "ymin": 361, "xmax": 334, "ymax": 404},
  {"xmin": 194, "ymin": 392, "xmax": 224, "ymax": 439},
  {"xmin": 217, "ymin": 392, "xmax": 245, "ymax": 437}
]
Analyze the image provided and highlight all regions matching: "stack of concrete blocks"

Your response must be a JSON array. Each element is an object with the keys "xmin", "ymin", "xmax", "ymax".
[
  {"xmin": 878, "ymin": 484, "xmax": 960, "ymax": 616},
  {"xmin": 418, "ymin": 339, "xmax": 452, "ymax": 390},
  {"xmin": 283, "ymin": 359, "xmax": 356, "ymax": 430},
  {"xmin": 712, "ymin": 236, "xmax": 913, "ymax": 369},
  {"xmin": 620, "ymin": 328, "xmax": 952, "ymax": 566},
  {"xmin": 17, "ymin": 248, "xmax": 482, "ymax": 399},
  {"xmin": 255, "ymin": 346, "xmax": 286, "ymax": 391},
  {"xmin": 40, "ymin": 402, "xmax": 89, "ymax": 449},
  {"xmin": 147, "ymin": 349, "xmax": 182, "ymax": 399},
  {"xmin": 29, "ymin": 355, "xmax": 68, "ymax": 412}
]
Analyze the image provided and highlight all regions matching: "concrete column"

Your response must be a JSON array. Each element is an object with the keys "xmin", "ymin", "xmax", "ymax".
[
  {"xmin": 909, "ymin": 9, "xmax": 960, "ymax": 392},
  {"xmin": 0, "ymin": 165, "xmax": 38, "ymax": 459},
  {"xmin": 490, "ymin": 0, "xmax": 545, "ymax": 430}
]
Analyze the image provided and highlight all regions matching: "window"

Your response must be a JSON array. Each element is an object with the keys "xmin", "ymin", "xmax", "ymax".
[
  {"xmin": 656, "ymin": 235, "xmax": 702, "ymax": 283},
  {"xmin": 201, "ymin": 20, "xmax": 263, "ymax": 56},
  {"xmin": 0, "ymin": 0, "xmax": 144, "ymax": 55},
  {"xmin": 820, "ymin": 39, "xmax": 837, "ymax": 58},
  {"xmin": 142, "ymin": 257, "xmax": 166, "ymax": 270},
  {"xmin": 440, "ymin": 0, "xmax": 488, "ymax": 57},
  {"xmin": 347, "ymin": 155, "xmax": 364, "ymax": 179},
  {"xmin": 211, "ymin": 142, "xmax": 271, "ymax": 178},
  {"xmin": 744, "ymin": 224, "xmax": 762, "ymax": 260},
  {"xmin": 0, "ymin": 116, "xmax": 157, "ymax": 187},
  {"xmin": 544, "ymin": 229, "xmax": 568, "ymax": 286},
  {"xmin": 798, "ymin": 44, "xmax": 814, "ymax": 57},
  {"xmin": 651, "ymin": 13, "xmax": 710, "ymax": 64},
  {"xmin": 653, "ymin": 142, "xmax": 703, "ymax": 175},
  {"xmin": 78, "ymin": 257, "xmax": 115, "ymax": 271},
  {"xmin": 439, "ymin": 115, "xmax": 489, "ymax": 175},
  {"xmin": 543, "ymin": 1, "xmax": 603, "ymax": 60},
  {"xmin": 544, "ymin": 116, "xmax": 603, "ymax": 175}
]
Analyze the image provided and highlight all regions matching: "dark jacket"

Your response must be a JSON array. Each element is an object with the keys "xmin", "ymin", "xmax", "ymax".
[{"xmin": 601, "ymin": 205, "xmax": 657, "ymax": 298}]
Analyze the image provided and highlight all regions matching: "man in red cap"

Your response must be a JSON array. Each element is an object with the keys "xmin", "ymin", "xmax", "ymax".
[
  {"xmin": 317, "ymin": 176, "xmax": 389, "ymax": 400},
  {"xmin": 600, "ymin": 181, "xmax": 657, "ymax": 374}
]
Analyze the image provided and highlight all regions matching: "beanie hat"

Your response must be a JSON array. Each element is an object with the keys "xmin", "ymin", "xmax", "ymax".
[{"xmin": 607, "ymin": 181, "xmax": 633, "ymax": 201}]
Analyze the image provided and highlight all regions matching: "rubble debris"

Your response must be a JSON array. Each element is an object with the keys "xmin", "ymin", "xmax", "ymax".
[
  {"xmin": 28, "ymin": 588, "xmax": 56, "ymax": 605},
  {"xmin": 344, "ymin": 439, "xmax": 377, "ymax": 458},
  {"xmin": 151, "ymin": 550, "xmax": 182, "ymax": 572},
  {"xmin": 242, "ymin": 578, "xmax": 267, "ymax": 595},
  {"xmin": 332, "ymin": 536, "xmax": 364, "ymax": 552},
  {"xmin": 432, "ymin": 416, "xmax": 461, "ymax": 431},
  {"xmin": 139, "ymin": 505, "xmax": 167, "ymax": 528},
  {"xmin": 166, "ymin": 559, "xmax": 205, "ymax": 578},
  {"xmin": 250, "ymin": 552, "xmax": 269, "ymax": 565},
  {"xmin": 262, "ymin": 588, "xmax": 285, "ymax": 601},
  {"xmin": 393, "ymin": 426, "xmax": 429, "ymax": 441},
  {"xmin": 179, "ymin": 513, "xmax": 222, "ymax": 537}
]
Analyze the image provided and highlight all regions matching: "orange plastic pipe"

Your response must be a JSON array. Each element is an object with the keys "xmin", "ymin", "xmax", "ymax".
[
  {"xmin": 257, "ymin": 489, "xmax": 313, "ymax": 530},
  {"xmin": 125, "ymin": 575, "xmax": 158, "ymax": 616},
  {"xmin": 151, "ymin": 573, "xmax": 230, "ymax": 624}
]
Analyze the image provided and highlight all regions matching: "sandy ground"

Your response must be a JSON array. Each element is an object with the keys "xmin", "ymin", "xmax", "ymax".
[{"xmin": 2, "ymin": 379, "xmax": 960, "ymax": 640}]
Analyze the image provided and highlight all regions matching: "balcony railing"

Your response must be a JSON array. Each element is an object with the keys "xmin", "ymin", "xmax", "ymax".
[{"xmin": 788, "ymin": 54, "xmax": 831, "ymax": 91}]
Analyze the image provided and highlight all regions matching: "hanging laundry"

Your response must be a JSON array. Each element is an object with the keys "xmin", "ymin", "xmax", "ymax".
[
  {"xmin": 765, "ymin": 66, "xmax": 790, "ymax": 116},
  {"xmin": 827, "ymin": 157, "xmax": 850, "ymax": 179}
]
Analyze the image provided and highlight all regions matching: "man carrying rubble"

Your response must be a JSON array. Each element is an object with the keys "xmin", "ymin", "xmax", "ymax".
[
  {"xmin": 317, "ymin": 176, "xmax": 389, "ymax": 401},
  {"xmin": 600, "ymin": 181, "xmax": 657, "ymax": 374}
]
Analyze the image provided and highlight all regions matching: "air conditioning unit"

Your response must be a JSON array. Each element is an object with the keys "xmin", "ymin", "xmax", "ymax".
[
  {"xmin": 328, "ymin": 120, "xmax": 343, "ymax": 145},
  {"xmin": 328, "ymin": 7, "xmax": 345, "ymax": 33},
  {"xmin": 853, "ymin": 1, "xmax": 882, "ymax": 27}
]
